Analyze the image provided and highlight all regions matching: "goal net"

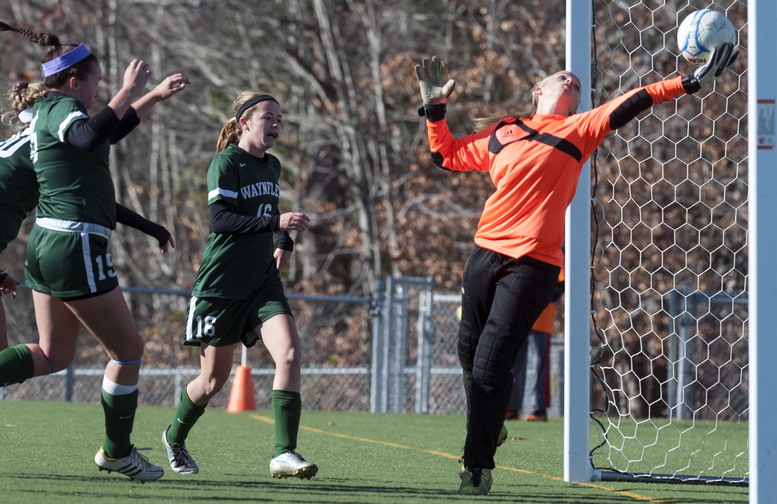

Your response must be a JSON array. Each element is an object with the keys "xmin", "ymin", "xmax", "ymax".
[{"xmin": 587, "ymin": 0, "xmax": 748, "ymax": 484}]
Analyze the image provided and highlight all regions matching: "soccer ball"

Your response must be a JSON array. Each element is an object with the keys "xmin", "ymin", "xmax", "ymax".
[{"xmin": 677, "ymin": 9, "xmax": 736, "ymax": 65}]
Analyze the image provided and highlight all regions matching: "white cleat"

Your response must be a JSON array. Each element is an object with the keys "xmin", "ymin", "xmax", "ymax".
[
  {"xmin": 94, "ymin": 446, "xmax": 164, "ymax": 482},
  {"xmin": 269, "ymin": 451, "xmax": 318, "ymax": 479},
  {"xmin": 162, "ymin": 426, "xmax": 199, "ymax": 474}
]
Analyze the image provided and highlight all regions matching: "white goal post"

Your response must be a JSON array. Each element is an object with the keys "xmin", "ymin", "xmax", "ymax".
[
  {"xmin": 746, "ymin": 1, "xmax": 777, "ymax": 503},
  {"xmin": 564, "ymin": 1, "xmax": 777, "ymax": 501},
  {"xmin": 564, "ymin": 0, "xmax": 593, "ymax": 485}
]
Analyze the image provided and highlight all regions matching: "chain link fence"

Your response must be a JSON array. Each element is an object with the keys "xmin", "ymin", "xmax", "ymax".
[
  {"xmin": 1, "ymin": 285, "xmax": 374, "ymax": 410},
  {"xmin": 1, "ymin": 277, "xmax": 564, "ymax": 415}
]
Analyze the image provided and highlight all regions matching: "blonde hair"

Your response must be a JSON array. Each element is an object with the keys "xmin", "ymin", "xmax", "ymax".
[
  {"xmin": 473, "ymin": 110, "xmax": 533, "ymax": 132},
  {"xmin": 2, "ymin": 81, "xmax": 48, "ymax": 130},
  {"xmin": 472, "ymin": 100, "xmax": 535, "ymax": 132},
  {"xmin": 215, "ymin": 91, "xmax": 276, "ymax": 153},
  {"xmin": 472, "ymin": 71, "xmax": 581, "ymax": 131}
]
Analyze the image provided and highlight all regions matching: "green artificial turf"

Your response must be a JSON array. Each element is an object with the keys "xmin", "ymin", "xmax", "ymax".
[{"xmin": 0, "ymin": 400, "xmax": 749, "ymax": 503}]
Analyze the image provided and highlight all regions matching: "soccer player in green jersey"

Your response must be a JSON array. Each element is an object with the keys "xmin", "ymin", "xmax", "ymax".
[
  {"xmin": 0, "ymin": 83, "xmax": 48, "ymax": 347},
  {"xmin": 0, "ymin": 22, "xmax": 189, "ymax": 482},
  {"xmin": 0, "ymin": 82, "xmax": 176, "ymax": 351},
  {"xmin": 161, "ymin": 91, "xmax": 317, "ymax": 480}
]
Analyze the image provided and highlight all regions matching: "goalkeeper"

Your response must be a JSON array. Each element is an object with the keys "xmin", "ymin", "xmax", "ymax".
[{"xmin": 415, "ymin": 45, "xmax": 738, "ymax": 496}]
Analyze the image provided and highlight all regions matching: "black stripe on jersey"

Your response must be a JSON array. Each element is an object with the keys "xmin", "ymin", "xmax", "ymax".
[
  {"xmin": 608, "ymin": 89, "xmax": 653, "ymax": 130},
  {"xmin": 488, "ymin": 120, "xmax": 583, "ymax": 163},
  {"xmin": 431, "ymin": 151, "xmax": 449, "ymax": 170}
]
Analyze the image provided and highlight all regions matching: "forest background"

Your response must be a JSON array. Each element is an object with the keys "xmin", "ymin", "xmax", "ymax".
[
  {"xmin": 0, "ymin": 0, "xmax": 748, "ymax": 414},
  {"xmin": 2, "ymin": 0, "xmax": 563, "ymax": 290},
  {"xmin": 0, "ymin": 0, "xmax": 569, "ymax": 366}
]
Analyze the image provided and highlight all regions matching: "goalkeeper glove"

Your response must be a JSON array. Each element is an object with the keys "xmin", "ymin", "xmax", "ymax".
[
  {"xmin": 682, "ymin": 42, "xmax": 740, "ymax": 94},
  {"xmin": 415, "ymin": 55, "xmax": 456, "ymax": 122},
  {"xmin": 415, "ymin": 55, "xmax": 456, "ymax": 105}
]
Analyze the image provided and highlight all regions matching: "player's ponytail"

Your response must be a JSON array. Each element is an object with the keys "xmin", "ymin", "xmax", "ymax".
[
  {"xmin": 0, "ymin": 21, "xmax": 61, "ymax": 48},
  {"xmin": 0, "ymin": 21, "xmax": 96, "ymax": 89},
  {"xmin": 9, "ymin": 82, "xmax": 48, "ymax": 112},
  {"xmin": 2, "ymin": 82, "xmax": 48, "ymax": 130},
  {"xmin": 216, "ymin": 118, "xmax": 241, "ymax": 153}
]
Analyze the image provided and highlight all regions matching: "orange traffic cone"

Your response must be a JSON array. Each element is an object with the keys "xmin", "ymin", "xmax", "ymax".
[{"xmin": 227, "ymin": 365, "xmax": 256, "ymax": 412}]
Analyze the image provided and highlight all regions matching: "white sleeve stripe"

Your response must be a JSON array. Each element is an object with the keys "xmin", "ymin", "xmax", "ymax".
[
  {"xmin": 57, "ymin": 111, "xmax": 89, "ymax": 142},
  {"xmin": 208, "ymin": 187, "xmax": 239, "ymax": 201}
]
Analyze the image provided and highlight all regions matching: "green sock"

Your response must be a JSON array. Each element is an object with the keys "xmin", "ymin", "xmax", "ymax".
[
  {"xmin": 101, "ymin": 388, "xmax": 138, "ymax": 458},
  {"xmin": 272, "ymin": 390, "xmax": 301, "ymax": 457},
  {"xmin": 167, "ymin": 387, "xmax": 207, "ymax": 446},
  {"xmin": 0, "ymin": 344, "xmax": 35, "ymax": 387}
]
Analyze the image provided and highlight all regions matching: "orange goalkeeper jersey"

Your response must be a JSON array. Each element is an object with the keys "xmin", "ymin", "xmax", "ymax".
[{"xmin": 427, "ymin": 76, "xmax": 688, "ymax": 267}]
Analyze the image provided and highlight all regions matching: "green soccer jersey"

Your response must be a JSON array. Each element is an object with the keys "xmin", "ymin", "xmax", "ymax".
[
  {"xmin": 0, "ymin": 129, "xmax": 37, "ymax": 252},
  {"xmin": 30, "ymin": 95, "xmax": 115, "ymax": 228},
  {"xmin": 192, "ymin": 144, "xmax": 283, "ymax": 300}
]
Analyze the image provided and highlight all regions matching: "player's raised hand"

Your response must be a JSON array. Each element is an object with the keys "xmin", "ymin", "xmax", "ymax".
[
  {"xmin": 152, "ymin": 73, "xmax": 190, "ymax": 101},
  {"xmin": 415, "ymin": 55, "xmax": 456, "ymax": 105},
  {"xmin": 122, "ymin": 59, "xmax": 152, "ymax": 96},
  {"xmin": 130, "ymin": 72, "xmax": 190, "ymax": 119},
  {"xmin": 683, "ymin": 42, "xmax": 739, "ymax": 93}
]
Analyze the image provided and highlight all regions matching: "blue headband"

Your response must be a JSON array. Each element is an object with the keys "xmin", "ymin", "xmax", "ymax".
[{"xmin": 42, "ymin": 44, "xmax": 92, "ymax": 77}]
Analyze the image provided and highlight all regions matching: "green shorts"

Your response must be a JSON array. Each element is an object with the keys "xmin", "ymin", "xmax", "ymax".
[
  {"xmin": 184, "ymin": 279, "xmax": 292, "ymax": 348},
  {"xmin": 25, "ymin": 221, "xmax": 119, "ymax": 298}
]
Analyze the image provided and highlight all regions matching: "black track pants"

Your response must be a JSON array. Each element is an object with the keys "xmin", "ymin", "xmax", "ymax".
[{"xmin": 457, "ymin": 245, "xmax": 560, "ymax": 469}]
